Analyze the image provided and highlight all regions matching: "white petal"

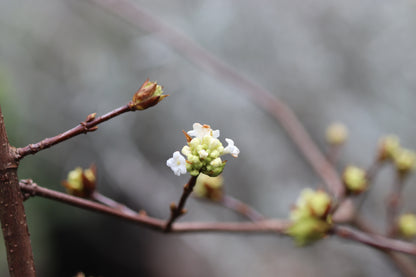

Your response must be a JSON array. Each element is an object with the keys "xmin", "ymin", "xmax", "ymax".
[
  {"xmin": 212, "ymin": 129, "xmax": 220, "ymax": 138},
  {"xmin": 167, "ymin": 151, "xmax": 187, "ymax": 176},
  {"xmin": 224, "ymin": 138, "xmax": 240, "ymax": 158}
]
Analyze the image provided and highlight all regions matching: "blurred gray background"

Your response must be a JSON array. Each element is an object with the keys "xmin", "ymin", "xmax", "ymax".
[{"xmin": 1, "ymin": 0, "xmax": 416, "ymax": 276}]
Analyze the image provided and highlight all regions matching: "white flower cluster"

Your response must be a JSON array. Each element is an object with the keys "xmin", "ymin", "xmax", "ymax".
[{"xmin": 167, "ymin": 123, "xmax": 240, "ymax": 177}]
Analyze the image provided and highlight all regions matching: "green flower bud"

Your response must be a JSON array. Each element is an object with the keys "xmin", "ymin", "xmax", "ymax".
[
  {"xmin": 287, "ymin": 217, "xmax": 331, "ymax": 246},
  {"xmin": 394, "ymin": 148, "xmax": 416, "ymax": 174},
  {"xmin": 342, "ymin": 166, "xmax": 368, "ymax": 194},
  {"xmin": 378, "ymin": 135, "xmax": 400, "ymax": 161},
  {"xmin": 62, "ymin": 165, "xmax": 96, "ymax": 198},
  {"xmin": 325, "ymin": 123, "xmax": 348, "ymax": 145},
  {"xmin": 288, "ymin": 188, "xmax": 332, "ymax": 246},
  {"xmin": 291, "ymin": 188, "xmax": 332, "ymax": 220},
  {"xmin": 398, "ymin": 213, "xmax": 416, "ymax": 238}
]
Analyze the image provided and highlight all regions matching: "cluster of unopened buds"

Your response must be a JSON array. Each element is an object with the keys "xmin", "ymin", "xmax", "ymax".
[
  {"xmin": 62, "ymin": 165, "xmax": 97, "ymax": 198},
  {"xmin": 377, "ymin": 135, "xmax": 416, "ymax": 175},
  {"xmin": 166, "ymin": 123, "xmax": 240, "ymax": 177},
  {"xmin": 287, "ymin": 188, "xmax": 332, "ymax": 245}
]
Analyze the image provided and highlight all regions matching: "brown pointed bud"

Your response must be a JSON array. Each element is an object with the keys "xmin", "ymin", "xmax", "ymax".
[
  {"xmin": 130, "ymin": 79, "xmax": 168, "ymax": 110},
  {"xmin": 180, "ymin": 209, "xmax": 187, "ymax": 215},
  {"xmin": 86, "ymin": 113, "xmax": 97, "ymax": 122},
  {"xmin": 170, "ymin": 202, "xmax": 177, "ymax": 212},
  {"xmin": 62, "ymin": 164, "xmax": 97, "ymax": 198}
]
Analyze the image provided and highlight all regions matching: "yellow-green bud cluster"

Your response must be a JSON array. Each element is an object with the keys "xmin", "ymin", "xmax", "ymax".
[
  {"xmin": 377, "ymin": 135, "xmax": 416, "ymax": 175},
  {"xmin": 62, "ymin": 165, "xmax": 96, "ymax": 198},
  {"xmin": 398, "ymin": 213, "xmax": 416, "ymax": 238},
  {"xmin": 342, "ymin": 165, "xmax": 368, "ymax": 194},
  {"xmin": 182, "ymin": 135, "xmax": 226, "ymax": 177},
  {"xmin": 288, "ymin": 188, "xmax": 332, "ymax": 246}
]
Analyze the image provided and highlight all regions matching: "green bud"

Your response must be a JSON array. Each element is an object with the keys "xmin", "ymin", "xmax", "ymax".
[
  {"xmin": 343, "ymin": 166, "xmax": 368, "ymax": 194},
  {"xmin": 62, "ymin": 165, "xmax": 96, "ymax": 198},
  {"xmin": 378, "ymin": 135, "xmax": 400, "ymax": 161},
  {"xmin": 394, "ymin": 148, "xmax": 416, "ymax": 174},
  {"xmin": 399, "ymin": 213, "xmax": 416, "ymax": 238},
  {"xmin": 325, "ymin": 123, "xmax": 348, "ymax": 145},
  {"xmin": 287, "ymin": 217, "xmax": 331, "ymax": 246}
]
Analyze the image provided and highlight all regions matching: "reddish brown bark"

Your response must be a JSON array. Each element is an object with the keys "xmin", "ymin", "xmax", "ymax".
[{"xmin": 0, "ymin": 106, "xmax": 36, "ymax": 276}]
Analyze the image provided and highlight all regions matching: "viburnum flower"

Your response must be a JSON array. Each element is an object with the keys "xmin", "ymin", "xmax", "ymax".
[
  {"xmin": 166, "ymin": 151, "xmax": 187, "ymax": 176},
  {"xmin": 167, "ymin": 123, "xmax": 240, "ymax": 177},
  {"xmin": 224, "ymin": 138, "xmax": 240, "ymax": 158}
]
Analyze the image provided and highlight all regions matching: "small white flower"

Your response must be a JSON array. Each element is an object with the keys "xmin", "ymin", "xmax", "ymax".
[
  {"xmin": 224, "ymin": 138, "xmax": 240, "ymax": 158},
  {"xmin": 188, "ymin": 123, "xmax": 220, "ymax": 139},
  {"xmin": 166, "ymin": 151, "xmax": 187, "ymax": 176}
]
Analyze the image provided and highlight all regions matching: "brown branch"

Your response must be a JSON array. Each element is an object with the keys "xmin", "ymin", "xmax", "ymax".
[
  {"xmin": 91, "ymin": 191, "xmax": 137, "ymax": 216},
  {"xmin": 353, "ymin": 216, "xmax": 416, "ymax": 277},
  {"xmin": 333, "ymin": 225, "xmax": 416, "ymax": 256},
  {"xmin": 19, "ymin": 179, "xmax": 290, "ymax": 234},
  {"xmin": 219, "ymin": 194, "xmax": 266, "ymax": 222},
  {"xmin": 0, "ymin": 107, "xmax": 36, "ymax": 277},
  {"xmin": 326, "ymin": 144, "xmax": 342, "ymax": 167},
  {"xmin": 20, "ymin": 179, "xmax": 416, "ymax": 257},
  {"xmin": 16, "ymin": 104, "xmax": 134, "ymax": 159},
  {"xmin": 89, "ymin": 0, "xmax": 344, "ymax": 199},
  {"xmin": 165, "ymin": 175, "xmax": 198, "ymax": 232},
  {"xmin": 353, "ymin": 160, "xmax": 383, "ymax": 214}
]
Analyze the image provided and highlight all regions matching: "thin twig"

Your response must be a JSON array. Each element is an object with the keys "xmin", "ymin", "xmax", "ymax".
[
  {"xmin": 16, "ymin": 104, "xmax": 134, "ymax": 159},
  {"xmin": 165, "ymin": 175, "xmax": 198, "ymax": 232},
  {"xmin": 332, "ymin": 225, "xmax": 416, "ymax": 256},
  {"xmin": 353, "ymin": 216, "xmax": 416, "ymax": 277},
  {"xmin": 326, "ymin": 144, "xmax": 342, "ymax": 167},
  {"xmin": 386, "ymin": 174, "xmax": 407, "ymax": 237},
  {"xmin": 89, "ymin": 0, "xmax": 344, "ymax": 199},
  {"xmin": 219, "ymin": 194, "xmax": 266, "ymax": 222},
  {"xmin": 354, "ymin": 160, "xmax": 383, "ymax": 213},
  {"xmin": 91, "ymin": 191, "xmax": 137, "ymax": 216}
]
